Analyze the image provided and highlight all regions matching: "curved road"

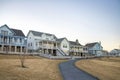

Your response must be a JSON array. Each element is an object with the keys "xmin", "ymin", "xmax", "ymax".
[{"xmin": 59, "ymin": 59, "xmax": 98, "ymax": 80}]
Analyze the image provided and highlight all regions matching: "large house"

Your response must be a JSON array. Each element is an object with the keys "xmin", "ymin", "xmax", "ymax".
[
  {"xmin": 27, "ymin": 30, "xmax": 84, "ymax": 56},
  {"xmin": 27, "ymin": 30, "xmax": 70, "ymax": 56},
  {"xmin": 0, "ymin": 24, "xmax": 26, "ymax": 54},
  {"xmin": 27, "ymin": 30, "xmax": 58, "ymax": 55},
  {"xmin": 84, "ymin": 42, "xmax": 103, "ymax": 56},
  {"xmin": 69, "ymin": 39, "xmax": 83, "ymax": 56}
]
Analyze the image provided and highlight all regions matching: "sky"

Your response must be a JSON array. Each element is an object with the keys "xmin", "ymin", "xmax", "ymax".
[{"xmin": 0, "ymin": 0, "xmax": 120, "ymax": 51}]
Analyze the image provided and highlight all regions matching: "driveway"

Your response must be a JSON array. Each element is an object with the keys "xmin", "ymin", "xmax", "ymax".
[{"xmin": 59, "ymin": 59, "xmax": 98, "ymax": 80}]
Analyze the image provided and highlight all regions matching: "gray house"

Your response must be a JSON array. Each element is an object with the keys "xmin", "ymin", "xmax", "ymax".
[{"xmin": 84, "ymin": 42, "xmax": 103, "ymax": 55}]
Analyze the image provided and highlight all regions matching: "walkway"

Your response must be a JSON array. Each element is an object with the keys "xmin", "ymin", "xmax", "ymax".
[{"xmin": 59, "ymin": 59, "xmax": 98, "ymax": 80}]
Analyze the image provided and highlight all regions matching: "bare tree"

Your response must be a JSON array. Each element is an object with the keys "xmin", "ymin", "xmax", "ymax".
[{"xmin": 19, "ymin": 48, "xmax": 26, "ymax": 68}]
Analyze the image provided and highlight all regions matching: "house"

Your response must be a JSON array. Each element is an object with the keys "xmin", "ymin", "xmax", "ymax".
[
  {"xmin": 57, "ymin": 38, "xmax": 70, "ymax": 56},
  {"xmin": 84, "ymin": 42, "xmax": 103, "ymax": 56},
  {"xmin": 27, "ymin": 30, "xmax": 58, "ymax": 55},
  {"xmin": 27, "ymin": 30, "xmax": 69, "ymax": 56},
  {"xmin": 69, "ymin": 39, "xmax": 83, "ymax": 56},
  {"xmin": 110, "ymin": 49, "xmax": 120, "ymax": 56},
  {"xmin": 0, "ymin": 24, "xmax": 26, "ymax": 54}
]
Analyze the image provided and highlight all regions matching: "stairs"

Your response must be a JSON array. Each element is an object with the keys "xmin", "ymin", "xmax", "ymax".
[{"xmin": 56, "ymin": 48, "xmax": 66, "ymax": 56}]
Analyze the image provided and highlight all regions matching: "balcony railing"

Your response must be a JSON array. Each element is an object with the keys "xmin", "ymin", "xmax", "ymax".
[
  {"xmin": 38, "ymin": 45, "xmax": 57, "ymax": 49},
  {"xmin": 69, "ymin": 50, "xmax": 82, "ymax": 52},
  {"xmin": 0, "ymin": 41, "xmax": 26, "ymax": 46}
]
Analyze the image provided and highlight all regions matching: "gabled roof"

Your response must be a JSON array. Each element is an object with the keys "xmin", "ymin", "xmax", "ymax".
[
  {"xmin": 11, "ymin": 28, "xmax": 25, "ymax": 37},
  {"xmin": 114, "ymin": 49, "xmax": 120, "ymax": 52},
  {"xmin": 29, "ymin": 30, "xmax": 57, "ymax": 39},
  {"xmin": 85, "ymin": 42, "xmax": 98, "ymax": 48},
  {"xmin": 69, "ymin": 41, "xmax": 82, "ymax": 46},
  {"xmin": 57, "ymin": 37, "xmax": 68, "ymax": 42},
  {"xmin": 0, "ymin": 24, "xmax": 25, "ymax": 37},
  {"xmin": 30, "ymin": 30, "xmax": 43, "ymax": 36}
]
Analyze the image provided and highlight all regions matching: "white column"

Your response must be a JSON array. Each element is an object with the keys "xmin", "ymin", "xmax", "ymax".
[
  {"xmin": 47, "ymin": 41, "xmax": 48, "ymax": 54},
  {"xmin": 56, "ymin": 42, "xmax": 57, "ymax": 48},
  {"xmin": 21, "ymin": 46, "xmax": 22, "ymax": 53},
  {"xmin": 42, "ymin": 41, "xmax": 43, "ymax": 54},
  {"xmin": 1, "ymin": 45, "xmax": 4, "ymax": 52},
  {"xmin": 15, "ymin": 46, "xmax": 17, "ymax": 52},
  {"xmin": 9, "ymin": 46, "xmax": 11, "ymax": 53}
]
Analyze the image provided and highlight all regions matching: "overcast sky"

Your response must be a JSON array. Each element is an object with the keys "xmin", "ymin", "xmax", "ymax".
[{"xmin": 0, "ymin": 0, "xmax": 120, "ymax": 51}]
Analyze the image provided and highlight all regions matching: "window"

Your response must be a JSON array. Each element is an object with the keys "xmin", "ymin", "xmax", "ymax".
[
  {"xmin": 63, "ymin": 44, "xmax": 67, "ymax": 48},
  {"xmin": 20, "ymin": 38, "xmax": 22, "ymax": 43},
  {"xmin": 1, "ymin": 30, "xmax": 8, "ymax": 35},
  {"xmin": 83, "ymin": 48, "xmax": 88, "ymax": 51}
]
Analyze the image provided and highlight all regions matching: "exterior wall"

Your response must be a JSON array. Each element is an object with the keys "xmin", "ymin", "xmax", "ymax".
[
  {"xmin": 27, "ymin": 31, "xmax": 57, "ymax": 56},
  {"xmin": 60, "ymin": 39, "xmax": 69, "ymax": 55},
  {"xmin": 27, "ymin": 32, "xmax": 36, "ymax": 50},
  {"xmin": 69, "ymin": 45, "xmax": 84, "ymax": 56},
  {"xmin": 88, "ymin": 43, "xmax": 103, "ymax": 55},
  {"xmin": 0, "ymin": 26, "xmax": 13, "ymax": 36},
  {"xmin": 0, "ymin": 25, "xmax": 26, "ymax": 53},
  {"xmin": 91, "ymin": 44, "xmax": 103, "ymax": 51},
  {"xmin": 41, "ymin": 34, "xmax": 56, "ymax": 41}
]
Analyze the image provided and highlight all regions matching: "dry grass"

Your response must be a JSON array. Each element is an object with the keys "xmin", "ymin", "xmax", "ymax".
[
  {"xmin": 0, "ymin": 54, "xmax": 66, "ymax": 80},
  {"xmin": 75, "ymin": 57, "xmax": 120, "ymax": 80}
]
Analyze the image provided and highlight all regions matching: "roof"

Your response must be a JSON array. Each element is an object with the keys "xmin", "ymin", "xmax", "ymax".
[
  {"xmin": 11, "ymin": 28, "xmax": 25, "ymax": 37},
  {"xmin": 85, "ymin": 42, "xmax": 98, "ymax": 48},
  {"xmin": 30, "ymin": 30, "xmax": 43, "ymax": 36},
  {"xmin": 57, "ymin": 38, "xmax": 65, "ymax": 42},
  {"xmin": 57, "ymin": 37, "xmax": 68, "ymax": 42},
  {"xmin": 69, "ymin": 41, "xmax": 82, "ymax": 46},
  {"xmin": 114, "ymin": 49, "xmax": 120, "ymax": 52},
  {"xmin": 0, "ymin": 24, "xmax": 25, "ymax": 37},
  {"xmin": 29, "ymin": 30, "xmax": 57, "ymax": 39}
]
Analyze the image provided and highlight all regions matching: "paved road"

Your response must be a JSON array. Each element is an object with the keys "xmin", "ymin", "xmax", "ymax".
[{"xmin": 59, "ymin": 59, "xmax": 98, "ymax": 80}]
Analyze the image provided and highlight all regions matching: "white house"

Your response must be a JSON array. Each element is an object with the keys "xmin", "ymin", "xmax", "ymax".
[
  {"xmin": 0, "ymin": 24, "xmax": 26, "ymax": 54},
  {"xmin": 27, "ymin": 30, "xmax": 69, "ymax": 56},
  {"xmin": 84, "ymin": 42, "xmax": 103, "ymax": 56},
  {"xmin": 69, "ymin": 39, "xmax": 83, "ymax": 56}
]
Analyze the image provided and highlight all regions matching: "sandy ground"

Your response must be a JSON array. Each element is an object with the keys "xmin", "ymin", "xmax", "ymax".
[
  {"xmin": 0, "ymin": 55, "xmax": 66, "ymax": 80},
  {"xmin": 75, "ymin": 57, "xmax": 120, "ymax": 80}
]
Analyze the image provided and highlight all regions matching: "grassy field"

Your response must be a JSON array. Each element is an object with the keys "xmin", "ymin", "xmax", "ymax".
[
  {"xmin": 75, "ymin": 57, "xmax": 120, "ymax": 80},
  {"xmin": 0, "ymin": 54, "xmax": 66, "ymax": 80}
]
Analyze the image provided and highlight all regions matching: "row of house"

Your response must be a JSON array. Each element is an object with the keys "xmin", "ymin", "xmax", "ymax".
[{"xmin": 0, "ymin": 24, "xmax": 105, "ymax": 56}]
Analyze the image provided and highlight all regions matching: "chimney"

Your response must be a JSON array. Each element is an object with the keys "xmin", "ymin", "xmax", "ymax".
[{"xmin": 76, "ymin": 39, "xmax": 79, "ymax": 44}]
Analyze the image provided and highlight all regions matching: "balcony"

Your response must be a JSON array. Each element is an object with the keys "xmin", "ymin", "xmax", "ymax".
[
  {"xmin": 69, "ymin": 49, "xmax": 81, "ymax": 52},
  {"xmin": 0, "ymin": 41, "xmax": 26, "ymax": 46},
  {"xmin": 39, "ymin": 45, "xmax": 56, "ymax": 49}
]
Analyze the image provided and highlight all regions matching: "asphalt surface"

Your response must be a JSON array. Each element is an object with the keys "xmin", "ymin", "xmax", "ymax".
[{"xmin": 59, "ymin": 59, "xmax": 99, "ymax": 80}]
